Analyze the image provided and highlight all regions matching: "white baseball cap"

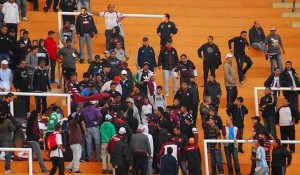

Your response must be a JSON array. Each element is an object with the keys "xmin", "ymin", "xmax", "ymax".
[
  {"xmin": 226, "ymin": 53, "xmax": 233, "ymax": 58},
  {"xmin": 1, "ymin": 60, "xmax": 9, "ymax": 65},
  {"xmin": 121, "ymin": 70, "xmax": 127, "ymax": 75},
  {"xmin": 270, "ymin": 27, "xmax": 276, "ymax": 31},
  {"xmin": 119, "ymin": 127, "xmax": 126, "ymax": 134}
]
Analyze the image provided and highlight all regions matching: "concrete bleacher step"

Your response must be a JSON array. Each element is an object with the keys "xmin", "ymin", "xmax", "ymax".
[{"xmin": 273, "ymin": 2, "xmax": 300, "ymax": 8}]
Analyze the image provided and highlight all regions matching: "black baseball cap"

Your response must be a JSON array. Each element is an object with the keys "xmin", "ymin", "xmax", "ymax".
[{"xmin": 142, "ymin": 37, "xmax": 148, "ymax": 41}]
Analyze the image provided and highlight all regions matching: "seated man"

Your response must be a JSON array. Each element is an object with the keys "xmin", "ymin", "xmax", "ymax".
[{"xmin": 249, "ymin": 20, "xmax": 266, "ymax": 52}]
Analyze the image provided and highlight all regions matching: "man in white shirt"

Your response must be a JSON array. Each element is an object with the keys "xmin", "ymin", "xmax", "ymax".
[
  {"xmin": 251, "ymin": 139, "xmax": 269, "ymax": 175},
  {"xmin": 2, "ymin": 0, "xmax": 19, "ymax": 39},
  {"xmin": 49, "ymin": 124, "xmax": 65, "ymax": 175},
  {"xmin": 93, "ymin": 4, "xmax": 125, "ymax": 53},
  {"xmin": 0, "ymin": 60, "xmax": 12, "ymax": 92}
]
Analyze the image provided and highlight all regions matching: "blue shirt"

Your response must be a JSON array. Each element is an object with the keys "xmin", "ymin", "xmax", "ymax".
[
  {"xmin": 80, "ymin": 88, "xmax": 98, "ymax": 97},
  {"xmin": 256, "ymin": 146, "xmax": 268, "ymax": 167},
  {"xmin": 228, "ymin": 127, "xmax": 234, "ymax": 140}
]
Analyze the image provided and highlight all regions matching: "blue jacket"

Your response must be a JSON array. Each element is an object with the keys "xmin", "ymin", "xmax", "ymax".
[
  {"xmin": 160, "ymin": 154, "xmax": 178, "ymax": 175},
  {"xmin": 136, "ymin": 45, "xmax": 156, "ymax": 70}
]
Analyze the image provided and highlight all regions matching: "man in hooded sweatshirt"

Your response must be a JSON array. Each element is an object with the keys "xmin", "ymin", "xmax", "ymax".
[
  {"xmin": 142, "ymin": 125, "xmax": 154, "ymax": 175},
  {"xmin": 100, "ymin": 114, "xmax": 116, "ymax": 174},
  {"xmin": 130, "ymin": 124, "xmax": 151, "ymax": 175},
  {"xmin": 126, "ymin": 98, "xmax": 141, "ymax": 124}
]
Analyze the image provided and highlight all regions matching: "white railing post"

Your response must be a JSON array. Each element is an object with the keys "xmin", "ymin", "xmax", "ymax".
[
  {"xmin": 203, "ymin": 140, "xmax": 209, "ymax": 175},
  {"xmin": 254, "ymin": 87, "xmax": 260, "ymax": 116},
  {"xmin": 28, "ymin": 148, "xmax": 33, "ymax": 175}
]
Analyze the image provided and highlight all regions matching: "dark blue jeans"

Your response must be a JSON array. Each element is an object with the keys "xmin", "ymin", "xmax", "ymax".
[
  {"xmin": 225, "ymin": 145, "xmax": 241, "ymax": 174},
  {"xmin": 0, "ymin": 141, "xmax": 13, "ymax": 170},
  {"xmin": 263, "ymin": 116, "xmax": 277, "ymax": 138},
  {"xmin": 132, "ymin": 152, "xmax": 148, "ymax": 175},
  {"xmin": 210, "ymin": 149, "xmax": 224, "ymax": 174}
]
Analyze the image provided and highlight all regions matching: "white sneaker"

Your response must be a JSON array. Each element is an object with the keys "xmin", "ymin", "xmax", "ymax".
[
  {"xmin": 165, "ymin": 93, "xmax": 169, "ymax": 97},
  {"xmin": 5, "ymin": 170, "xmax": 15, "ymax": 174},
  {"xmin": 22, "ymin": 17, "xmax": 29, "ymax": 21}
]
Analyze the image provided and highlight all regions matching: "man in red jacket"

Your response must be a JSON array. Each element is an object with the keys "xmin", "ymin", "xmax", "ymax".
[
  {"xmin": 184, "ymin": 138, "xmax": 202, "ymax": 175},
  {"xmin": 44, "ymin": 30, "xmax": 58, "ymax": 83}
]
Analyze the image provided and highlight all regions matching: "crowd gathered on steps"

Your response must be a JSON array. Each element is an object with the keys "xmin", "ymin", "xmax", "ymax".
[{"xmin": 0, "ymin": 1, "xmax": 299, "ymax": 175}]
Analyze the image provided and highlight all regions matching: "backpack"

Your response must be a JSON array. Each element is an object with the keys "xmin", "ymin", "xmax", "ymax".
[{"xmin": 46, "ymin": 133, "xmax": 58, "ymax": 150}]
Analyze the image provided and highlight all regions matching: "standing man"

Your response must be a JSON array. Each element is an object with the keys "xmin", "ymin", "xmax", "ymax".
[
  {"xmin": 158, "ymin": 38, "xmax": 179, "ymax": 97},
  {"xmin": 203, "ymin": 75, "xmax": 222, "ymax": 113},
  {"xmin": 259, "ymin": 87, "xmax": 277, "ymax": 138},
  {"xmin": 130, "ymin": 125, "xmax": 151, "ymax": 175},
  {"xmin": 0, "ymin": 26, "xmax": 10, "ymax": 62},
  {"xmin": 197, "ymin": 36, "xmax": 221, "ymax": 85},
  {"xmin": 174, "ymin": 54, "xmax": 197, "ymax": 84},
  {"xmin": 264, "ymin": 67, "xmax": 282, "ymax": 98},
  {"xmin": 222, "ymin": 117, "xmax": 242, "ymax": 175},
  {"xmin": 43, "ymin": 0, "xmax": 59, "ymax": 12},
  {"xmin": 136, "ymin": 37, "xmax": 156, "ymax": 72},
  {"xmin": 271, "ymin": 139, "xmax": 292, "ymax": 175},
  {"xmin": 56, "ymin": 38, "xmax": 79, "ymax": 80},
  {"xmin": 223, "ymin": 53, "xmax": 237, "ymax": 107},
  {"xmin": 280, "ymin": 61, "xmax": 300, "ymax": 110},
  {"xmin": 265, "ymin": 27, "xmax": 285, "ymax": 73},
  {"xmin": 160, "ymin": 147, "xmax": 178, "ymax": 175},
  {"xmin": 174, "ymin": 81, "xmax": 195, "ymax": 114},
  {"xmin": 2, "ymin": 0, "xmax": 19, "ymax": 39},
  {"xmin": 228, "ymin": 31, "xmax": 253, "ymax": 84},
  {"xmin": 250, "ymin": 139, "xmax": 269, "ymax": 175},
  {"xmin": 96, "ymin": 4, "xmax": 125, "ymax": 54},
  {"xmin": 0, "ymin": 60, "xmax": 12, "ymax": 92},
  {"xmin": 226, "ymin": 97, "xmax": 248, "ymax": 153},
  {"xmin": 156, "ymin": 13, "xmax": 178, "ymax": 48},
  {"xmin": 75, "ymin": 7, "xmax": 98, "ymax": 64},
  {"xmin": 275, "ymin": 98, "xmax": 299, "ymax": 153},
  {"xmin": 249, "ymin": 20, "xmax": 266, "ymax": 52},
  {"xmin": 44, "ymin": 31, "xmax": 58, "ymax": 83}
]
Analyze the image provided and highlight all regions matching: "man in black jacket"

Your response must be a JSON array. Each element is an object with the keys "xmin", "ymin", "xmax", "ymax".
[
  {"xmin": 156, "ymin": 14, "xmax": 178, "ymax": 48},
  {"xmin": 271, "ymin": 139, "xmax": 292, "ymax": 175},
  {"xmin": 86, "ymin": 55, "xmax": 107, "ymax": 78},
  {"xmin": 32, "ymin": 60, "xmax": 51, "ymax": 114},
  {"xmin": 0, "ymin": 26, "xmax": 10, "ymax": 62},
  {"xmin": 280, "ymin": 61, "xmax": 300, "ymax": 110},
  {"xmin": 13, "ymin": 59, "xmax": 30, "ymax": 112},
  {"xmin": 249, "ymin": 20, "xmax": 266, "ymax": 52},
  {"xmin": 17, "ymin": 30, "xmax": 32, "ymax": 60},
  {"xmin": 198, "ymin": 36, "xmax": 221, "ymax": 85},
  {"xmin": 111, "ymin": 135, "xmax": 131, "ymax": 175},
  {"xmin": 203, "ymin": 75, "xmax": 222, "ymax": 113},
  {"xmin": 75, "ymin": 8, "xmax": 98, "ymax": 63},
  {"xmin": 174, "ymin": 81, "xmax": 194, "ymax": 113},
  {"xmin": 226, "ymin": 97, "xmax": 248, "ymax": 153},
  {"xmin": 158, "ymin": 38, "xmax": 179, "ymax": 97},
  {"xmin": 264, "ymin": 67, "xmax": 282, "ymax": 97},
  {"xmin": 228, "ymin": 31, "xmax": 253, "ymax": 84},
  {"xmin": 259, "ymin": 87, "xmax": 277, "ymax": 138},
  {"xmin": 188, "ymin": 75, "xmax": 200, "ymax": 124},
  {"xmin": 174, "ymin": 54, "xmax": 197, "ymax": 84},
  {"xmin": 136, "ymin": 37, "xmax": 156, "ymax": 72}
]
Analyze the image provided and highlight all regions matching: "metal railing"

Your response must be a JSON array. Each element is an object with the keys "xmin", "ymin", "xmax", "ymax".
[{"xmin": 282, "ymin": 0, "xmax": 297, "ymax": 12}]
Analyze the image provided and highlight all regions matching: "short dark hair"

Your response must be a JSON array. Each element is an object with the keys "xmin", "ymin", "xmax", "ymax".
[
  {"xmin": 83, "ymin": 72, "xmax": 89, "ymax": 78},
  {"xmin": 157, "ymin": 86, "xmax": 162, "ymax": 90},
  {"xmin": 157, "ymin": 120, "xmax": 164, "ymax": 128},
  {"xmin": 208, "ymin": 36, "xmax": 214, "ymax": 40},
  {"xmin": 23, "ymin": 30, "xmax": 29, "ymax": 35},
  {"xmin": 240, "ymin": 31, "xmax": 247, "ymax": 35},
  {"xmin": 164, "ymin": 13, "xmax": 170, "ymax": 19},
  {"xmin": 180, "ymin": 54, "xmax": 187, "ymax": 58},
  {"xmin": 167, "ymin": 147, "xmax": 173, "ymax": 154},
  {"xmin": 5, "ymin": 92, "xmax": 14, "ymax": 98},
  {"xmin": 157, "ymin": 107, "xmax": 164, "ymax": 114},
  {"xmin": 258, "ymin": 139, "xmax": 264, "ymax": 146},
  {"xmin": 70, "ymin": 71, "xmax": 77, "ymax": 77},
  {"xmin": 32, "ymin": 45, "xmax": 38, "ymax": 50},
  {"xmin": 166, "ymin": 106, "xmax": 172, "ymax": 110},
  {"xmin": 48, "ymin": 30, "xmax": 55, "ymax": 35},
  {"xmin": 134, "ymin": 84, "xmax": 141, "ymax": 89},
  {"xmin": 286, "ymin": 61, "xmax": 292, "ymax": 65},
  {"xmin": 19, "ymin": 59, "xmax": 25, "ymax": 64},
  {"xmin": 274, "ymin": 67, "xmax": 280, "ymax": 71},
  {"xmin": 110, "ymin": 82, "xmax": 117, "ymax": 86},
  {"xmin": 236, "ymin": 96, "xmax": 244, "ymax": 103},
  {"xmin": 54, "ymin": 124, "xmax": 62, "ymax": 131},
  {"xmin": 274, "ymin": 139, "xmax": 281, "ymax": 145}
]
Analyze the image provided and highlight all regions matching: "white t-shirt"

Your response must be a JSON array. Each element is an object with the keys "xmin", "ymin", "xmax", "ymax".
[
  {"xmin": 2, "ymin": 2, "xmax": 20, "ymax": 24},
  {"xmin": 50, "ymin": 132, "xmax": 63, "ymax": 158},
  {"xmin": 99, "ymin": 11, "xmax": 123, "ymax": 30}
]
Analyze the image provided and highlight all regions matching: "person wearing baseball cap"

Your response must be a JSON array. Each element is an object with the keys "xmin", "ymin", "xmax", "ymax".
[
  {"xmin": 100, "ymin": 114, "xmax": 116, "ymax": 174},
  {"xmin": 133, "ymin": 61, "xmax": 153, "ymax": 95},
  {"xmin": 228, "ymin": 31, "xmax": 253, "ymax": 84},
  {"xmin": 136, "ymin": 37, "xmax": 157, "ymax": 72},
  {"xmin": 0, "ymin": 60, "xmax": 12, "ymax": 92},
  {"xmin": 86, "ymin": 55, "xmax": 107, "ymax": 78},
  {"xmin": 224, "ymin": 53, "xmax": 237, "ymax": 107},
  {"xmin": 184, "ymin": 137, "xmax": 202, "ymax": 175},
  {"xmin": 265, "ymin": 26, "xmax": 285, "ymax": 74}
]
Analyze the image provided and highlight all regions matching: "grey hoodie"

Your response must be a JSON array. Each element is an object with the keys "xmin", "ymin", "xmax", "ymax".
[
  {"xmin": 25, "ymin": 52, "xmax": 39, "ymax": 75},
  {"xmin": 126, "ymin": 98, "xmax": 141, "ymax": 124}
]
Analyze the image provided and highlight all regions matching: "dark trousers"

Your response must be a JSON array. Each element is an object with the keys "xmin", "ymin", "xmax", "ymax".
[
  {"xmin": 226, "ymin": 86, "xmax": 238, "ymax": 107},
  {"xmin": 132, "ymin": 153, "xmax": 148, "ymax": 175},
  {"xmin": 62, "ymin": 67, "xmax": 76, "ymax": 80},
  {"xmin": 203, "ymin": 61, "xmax": 215, "ymax": 84},
  {"xmin": 211, "ymin": 104, "xmax": 219, "ymax": 114},
  {"xmin": 285, "ymin": 94, "xmax": 299, "ymax": 112},
  {"xmin": 263, "ymin": 116, "xmax": 277, "ymax": 139},
  {"xmin": 160, "ymin": 38, "xmax": 168, "ymax": 48},
  {"xmin": 192, "ymin": 103, "xmax": 199, "ymax": 125},
  {"xmin": 271, "ymin": 167, "xmax": 286, "ymax": 175},
  {"xmin": 280, "ymin": 125, "xmax": 295, "ymax": 151},
  {"xmin": 225, "ymin": 145, "xmax": 241, "ymax": 174},
  {"xmin": 5, "ymin": 23, "xmax": 18, "ymax": 39},
  {"xmin": 250, "ymin": 151, "xmax": 256, "ymax": 173},
  {"xmin": 238, "ymin": 128, "xmax": 244, "ymax": 151},
  {"xmin": 19, "ymin": 95, "xmax": 30, "ymax": 113},
  {"xmin": 235, "ymin": 55, "xmax": 253, "ymax": 82},
  {"xmin": 105, "ymin": 29, "xmax": 113, "ymax": 51},
  {"xmin": 33, "ymin": 0, "xmax": 38, "ymax": 10},
  {"xmin": 50, "ymin": 157, "xmax": 64, "ymax": 175},
  {"xmin": 50, "ymin": 60, "xmax": 56, "ymax": 82},
  {"xmin": 115, "ymin": 166, "xmax": 129, "ymax": 175},
  {"xmin": 188, "ymin": 167, "xmax": 202, "ymax": 175},
  {"xmin": 45, "ymin": 0, "xmax": 59, "ymax": 10},
  {"xmin": 35, "ymin": 96, "xmax": 47, "ymax": 114}
]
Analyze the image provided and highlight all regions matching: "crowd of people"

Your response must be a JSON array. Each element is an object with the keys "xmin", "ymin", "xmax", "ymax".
[{"xmin": 0, "ymin": 1, "xmax": 299, "ymax": 175}]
